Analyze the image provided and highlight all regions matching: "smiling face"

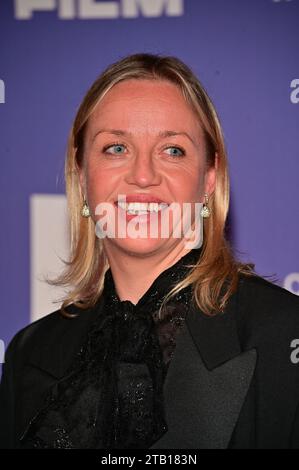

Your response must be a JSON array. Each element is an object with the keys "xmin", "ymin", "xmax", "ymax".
[{"xmin": 78, "ymin": 78, "xmax": 216, "ymax": 257}]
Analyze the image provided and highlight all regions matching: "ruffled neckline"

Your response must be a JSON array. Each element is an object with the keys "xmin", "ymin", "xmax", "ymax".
[{"xmin": 103, "ymin": 246, "xmax": 203, "ymax": 317}]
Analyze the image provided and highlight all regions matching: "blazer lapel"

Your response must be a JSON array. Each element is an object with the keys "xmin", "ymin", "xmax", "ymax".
[{"xmin": 150, "ymin": 289, "xmax": 257, "ymax": 449}]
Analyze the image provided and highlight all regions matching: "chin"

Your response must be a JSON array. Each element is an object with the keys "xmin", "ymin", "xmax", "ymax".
[{"xmin": 104, "ymin": 236, "xmax": 169, "ymax": 256}]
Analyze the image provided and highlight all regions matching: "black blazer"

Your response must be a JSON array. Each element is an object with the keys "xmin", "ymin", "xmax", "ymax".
[{"xmin": 1, "ymin": 274, "xmax": 299, "ymax": 449}]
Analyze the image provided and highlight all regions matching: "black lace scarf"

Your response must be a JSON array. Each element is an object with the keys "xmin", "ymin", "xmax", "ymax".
[{"xmin": 20, "ymin": 247, "xmax": 202, "ymax": 449}]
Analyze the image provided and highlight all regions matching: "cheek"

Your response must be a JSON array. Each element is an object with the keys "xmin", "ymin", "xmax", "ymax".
[
  {"xmin": 169, "ymin": 166, "xmax": 204, "ymax": 201},
  {"xmin": 85, "ymin": 165, "xmax": 108, "ymax": 204},
  {"xmin": 85, "ymin": 161, "xmax": 124, "ymax": 208}
]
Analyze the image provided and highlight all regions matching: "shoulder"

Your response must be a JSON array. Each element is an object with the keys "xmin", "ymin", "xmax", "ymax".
[
  {"xmin": 238, "ymin": 273, "xmax": 299, "ymax": 314},
  {"xmin": 235, "ymin": 273, "xmax": 299, "ymax": 342},
  {"xmin": 3, "ymin": 308, "xmax": 66, "ymax": 363},
  {"xmin": 3, "ymin": 301, "xmax": 101, "ymax": 364}
]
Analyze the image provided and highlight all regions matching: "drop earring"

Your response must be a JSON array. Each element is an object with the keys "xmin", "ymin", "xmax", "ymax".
[
  {"xmin": 200, "ymin": 193, "xmax": 210, "ymax": 218},
  {"xmin": 81, "ymin": 196, "xmax": 91, "ymax": 218}
]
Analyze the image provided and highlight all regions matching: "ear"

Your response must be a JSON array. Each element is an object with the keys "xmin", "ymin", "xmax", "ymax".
[{"xmin": 204, "ymin": 152, "xmax": 218, "ymax": 195}]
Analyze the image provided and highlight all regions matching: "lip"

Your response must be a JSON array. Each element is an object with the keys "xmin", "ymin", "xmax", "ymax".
[{"xmin": 114, "ymin": 194, "xmax": 169, "ymax": 205}]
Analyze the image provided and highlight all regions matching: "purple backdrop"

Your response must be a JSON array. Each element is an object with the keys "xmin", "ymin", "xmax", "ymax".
[{"xmin": 0, "ymin": 0, "xmax": 298, "ymax": 368}]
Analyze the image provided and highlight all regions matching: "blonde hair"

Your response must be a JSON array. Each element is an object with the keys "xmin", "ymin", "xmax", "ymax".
[{"xmin": 49, "ymin": 52, "xmax": 260, "ymax": 318}]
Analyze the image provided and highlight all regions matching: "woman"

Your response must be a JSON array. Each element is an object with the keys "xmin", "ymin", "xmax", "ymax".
[{"xmin": 1, "ymin": 53, "xmax": 299, "ymax": 449}]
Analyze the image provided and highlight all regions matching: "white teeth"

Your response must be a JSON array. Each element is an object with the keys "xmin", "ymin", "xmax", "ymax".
[{"xmin": 117, "ymin": 201, "xmax": 168, "ymax": 214}]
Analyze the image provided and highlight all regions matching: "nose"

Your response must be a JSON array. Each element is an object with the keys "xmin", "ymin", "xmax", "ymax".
[{"xmin": 124, "ymin": 152, "xmax": 162, "ymax": 187}]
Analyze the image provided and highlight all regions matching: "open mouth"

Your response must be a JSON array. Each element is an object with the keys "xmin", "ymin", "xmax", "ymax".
[{"xmin": 114, "ymin": 201, "xmax": 169, "ymax": 216}]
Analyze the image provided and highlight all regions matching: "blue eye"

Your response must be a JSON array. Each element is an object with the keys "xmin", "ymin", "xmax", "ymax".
[
  {"xmin": 103, "ymin": 143, "xmax": 126, "ymax": 154},
  {"xmin": 165, "ymin": 146, "xmax": 185, "ymax": 157},
  {"xmin": 103, "ymin": 144, "xmax": 124, "ymax": 154},
  {"xmin": 101, "ymin": 143, "xmax": 186, "ymax": 158}
]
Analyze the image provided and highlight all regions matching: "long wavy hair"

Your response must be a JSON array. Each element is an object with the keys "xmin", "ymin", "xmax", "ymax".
[{"xmin": 48, "ymin": 52, "xmax": 259, "ymax": 318}]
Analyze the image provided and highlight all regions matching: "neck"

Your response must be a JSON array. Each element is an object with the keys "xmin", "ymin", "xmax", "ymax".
[{"xmin": 103, "ymin": 242, "xmax": 195, "ymax": 305}]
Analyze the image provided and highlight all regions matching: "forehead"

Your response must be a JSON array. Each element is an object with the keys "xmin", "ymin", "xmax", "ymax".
[{"xmin": 88, "ymin": 79, "xmax": 202, "ymax": 136}]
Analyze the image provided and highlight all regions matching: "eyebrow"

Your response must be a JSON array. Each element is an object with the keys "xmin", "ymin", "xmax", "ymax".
[{"xmin": 92, "ymin": 129, "xmax": 197, "ymax": 146}]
